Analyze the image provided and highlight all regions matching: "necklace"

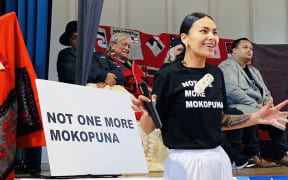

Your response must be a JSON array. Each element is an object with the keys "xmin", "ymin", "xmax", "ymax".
[{"xmin": 181, "ymin": 60, "xmax": 187, "ymax": 66}]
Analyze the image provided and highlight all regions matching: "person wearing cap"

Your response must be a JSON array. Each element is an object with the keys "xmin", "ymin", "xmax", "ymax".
[
  {"xmin": 57, "ymin": 21, "xmax": 124, "ymax": 86},
  {"xmin": 164, "ymin": 37, "xmax": 184, "ymax": 64}
]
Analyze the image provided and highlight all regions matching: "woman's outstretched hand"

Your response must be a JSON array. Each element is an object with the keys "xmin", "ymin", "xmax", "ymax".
[{"xmin": 252, "ymin": 98, "xmax": 288, "ymax": 129}]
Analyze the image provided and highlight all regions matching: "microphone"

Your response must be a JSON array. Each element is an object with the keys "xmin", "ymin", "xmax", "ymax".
[{"xmin": 138, "ymin": 82, "xmax": 162, "ymax": 129}]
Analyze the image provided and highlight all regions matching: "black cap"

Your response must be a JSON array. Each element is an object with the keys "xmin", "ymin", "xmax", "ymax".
[
  {"xmin": 59, "ymin": 21, "xmax": 77, "ymax": 46},
  {"xmin": 170, "ymin": 37, "xmax": 182, "ymax": 48}
]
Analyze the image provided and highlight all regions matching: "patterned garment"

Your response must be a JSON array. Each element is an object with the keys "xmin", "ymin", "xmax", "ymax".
[
  {"xmin": 0, "ymin": 12, "xmax": 45, "ymax": 179},
  {"xmin": 138, "ymin": 123, "xmax": 169, "ymax": 171},
  {"xmin": 109, "ymin": 54, "xmax": 152, "ymax": 97}
]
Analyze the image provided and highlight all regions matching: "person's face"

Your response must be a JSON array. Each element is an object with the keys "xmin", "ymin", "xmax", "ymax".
[
  {"xmin": 181, "ymin": 17, "xmax": 219, "ymax": 59},
  {"xmin": 69, "ymin": 32, "xmax": 77, "ymax": 48},
  {"xmin": 233, "ymin": 40, "xmax": 253, "ymax": 63},
  {"xmin": 111, "ymin": 38, "xmax": 131, "ymax": 59}
]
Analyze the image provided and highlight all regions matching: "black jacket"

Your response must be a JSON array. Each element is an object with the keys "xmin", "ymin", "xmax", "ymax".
[{"xmin": 57, "ymin": 48, "xmax": 124, "ymax": 85}]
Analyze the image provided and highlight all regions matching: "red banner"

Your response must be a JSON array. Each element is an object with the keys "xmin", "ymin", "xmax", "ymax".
[{"xmin": 95, "ymin": 26, "xmax": 236, "ymax": 85}]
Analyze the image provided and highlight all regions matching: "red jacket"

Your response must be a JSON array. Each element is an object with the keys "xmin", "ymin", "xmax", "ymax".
[{"xmin": 110, "ymin": 54, "xmax": 151, "ymax": 97}]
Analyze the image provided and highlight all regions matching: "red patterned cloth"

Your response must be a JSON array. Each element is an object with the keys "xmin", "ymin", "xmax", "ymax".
[
  {"xmin": 110, "ymin": 54, "xmax": 151, "ymax": 97},
  {"xmin": 95, "ymin": 26, "xmax": 237, "ymax": 85},
  {"xmin": 0, "ymin": 12, "xmax": 45, "ymax": 180}
]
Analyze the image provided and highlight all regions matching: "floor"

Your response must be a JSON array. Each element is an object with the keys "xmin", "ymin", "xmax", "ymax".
[
  {"xmin": 14, "ymin": 166, "xmax": 288, "ymax": 179},
  {"xmin": 233, "ymin": 166, "xmax": 288, "ymax": 176}
]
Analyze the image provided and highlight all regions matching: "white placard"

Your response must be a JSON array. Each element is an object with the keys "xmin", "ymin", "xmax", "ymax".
[{"xmin": 36, "ymin": 79, "xmax": 148, "ymax": 176}]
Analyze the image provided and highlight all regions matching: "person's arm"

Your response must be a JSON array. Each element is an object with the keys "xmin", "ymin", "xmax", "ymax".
[
  {"xmin": 131, "ymin": 94, "xmax": 156, "ymax": 134},
  {"xmin": 57, "ymin": 48, "xmax": 76, "ymax": 83},
  {"xmin": 87, "ymin": 54, "xmax": 114, "ymax": 83},
  {"xmin": 104, "ymin": 72, "xmax": 116, "ymax": 86},
  {"xmin": 219, "ymin": 63, "xmax": 258, "ymax": 108},
  {"xmin": 131, "ymin": 70, "xmax": 168, "ymax": 134},
  {"xmin": 221, "ymin": 98, "xmax": 288, "ymax": 131},
  {"xmin": 108, "ymin": 58, "xmax": 124, "ymax": 85}
]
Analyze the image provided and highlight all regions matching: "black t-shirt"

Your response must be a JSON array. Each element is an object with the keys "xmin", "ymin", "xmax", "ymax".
[{"xmin": 152, "ymin": 61, "xmax": 227, "ymax": 149}]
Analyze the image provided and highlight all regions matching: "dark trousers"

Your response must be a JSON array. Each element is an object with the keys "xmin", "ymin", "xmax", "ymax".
[
  {"xmin": 15, "ymin": 147, "xmax": 42, "ymax": 171},
  {"xmin": 221, "ymin": 108, "xmax": 249, "ymax": 165},
  {"xmin": 224, "ymin": 108, "xmax": 287, "ymax": 161},
  {"xmin": 226, "ymin": 126, "xmax": 258, "ymax": 157},
  {"xmin": 221, "ymin": 132, "xmax": 249, "ymax": 165}
]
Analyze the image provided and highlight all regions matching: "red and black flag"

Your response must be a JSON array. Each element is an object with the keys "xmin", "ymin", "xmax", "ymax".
[{"xmin": 0, "ymin": 12, "xmax": 45, "ymax": 180}]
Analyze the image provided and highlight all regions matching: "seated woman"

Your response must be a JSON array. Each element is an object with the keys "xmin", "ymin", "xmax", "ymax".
[
  {"xmin": 57, "ymin": 21, "xmax": 124, "ymax": 87},
  {"xmin": 106, "ymin": 32, "xmax": 169, "ymax": 171},
  {"xmin": 106, "ymin": 32, "xmax": 151, "ymax": 97}
]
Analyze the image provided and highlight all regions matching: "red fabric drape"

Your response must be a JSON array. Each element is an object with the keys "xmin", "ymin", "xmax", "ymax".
[{"xmin": 0, "ymin": 12, "xmax": 45, "ymax": 179}]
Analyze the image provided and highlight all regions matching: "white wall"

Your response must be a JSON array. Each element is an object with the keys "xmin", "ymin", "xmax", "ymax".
[
  {"xmin": 213, "ymin": 0, "xmax": 251, "ymax": 39},
  {"xmin": 252, "ymin": 0, "xmax": 288, "ymax": 44},
  {"xmin": 100, "ymin": 0, "xmax": 210, "ymax": 34}
]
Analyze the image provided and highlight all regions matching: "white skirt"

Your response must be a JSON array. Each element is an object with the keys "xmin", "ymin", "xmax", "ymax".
[{"xmin": 163, "ymin": 146, "xmax": 233, "ymax": 180}]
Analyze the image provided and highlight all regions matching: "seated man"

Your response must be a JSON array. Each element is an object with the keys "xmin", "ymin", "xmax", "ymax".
[
  {"xmin": 218, "ymin": 38, "xmax": 288, "ymax": 167},
  {"xmin": 57, "ymin": 21, "xmax": 124, "ymax": 86}
]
